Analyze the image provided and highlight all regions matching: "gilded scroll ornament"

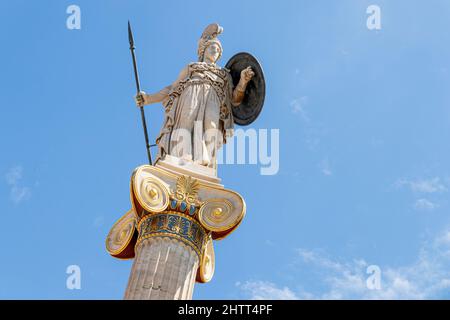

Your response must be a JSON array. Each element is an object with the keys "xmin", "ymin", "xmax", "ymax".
[
  {"xmin": 133, "ymin": 167, "xmax": 170, "ymax": 214},
  {"xmin": 106, "ymin": 209, "xmax": 137, "ymax": 259},
  {"xmin": 197, "ymin": 234, "xmax": 215, "ymax": 283},
  {"xmin": 198, "ymin": 198, "xmax": 242, "ymax": 232}
]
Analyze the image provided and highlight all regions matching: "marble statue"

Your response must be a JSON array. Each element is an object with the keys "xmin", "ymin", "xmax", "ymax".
[
  {"xmin": 106, "ymin": 22, "xmax": 265, "ymax": 300},
  {"xmin": 134, "ymin": 23, "xmax": 255, "ymax": 170}
]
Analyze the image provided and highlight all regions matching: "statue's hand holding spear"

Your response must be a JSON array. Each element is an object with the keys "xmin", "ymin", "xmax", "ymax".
[
  {"xmin": 135, "ymin": 91, "xmax": 147, "ymax": 107},
  {"xmin": 135, "ymin": 90, "xmax": 159, "ymax": 107}
]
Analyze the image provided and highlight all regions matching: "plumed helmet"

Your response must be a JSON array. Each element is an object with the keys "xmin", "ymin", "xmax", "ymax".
[{"xmin": 197, "ymin": 23, "xmax": 223, "ymax": 62}]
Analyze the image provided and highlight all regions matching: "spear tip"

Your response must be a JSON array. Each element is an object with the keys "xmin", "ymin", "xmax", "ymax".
[{"xmin": 128, "ymin": 20, "xmax": 134, "ymax": 47}]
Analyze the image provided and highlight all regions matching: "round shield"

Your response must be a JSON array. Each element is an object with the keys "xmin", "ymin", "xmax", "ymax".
[{"xmin": 225, "ymin": 52, "xmax": 265, "ymax": 126}]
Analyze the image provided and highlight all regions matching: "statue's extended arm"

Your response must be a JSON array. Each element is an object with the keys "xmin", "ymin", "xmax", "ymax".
[
  {"xmin": 141, "ymin": 86, "xmax": 171, "ymax": 105},
  {"xmin": 231, "ymin": 66, "xmax": 255, "ymax": 107},
  {"xmin": 135, "ymin": 65, "xmax": 189, "ymax": 107}
]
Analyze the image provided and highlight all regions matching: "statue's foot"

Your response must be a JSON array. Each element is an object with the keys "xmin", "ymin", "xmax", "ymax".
[{"xmin": 193, "ymin": 159, "xmax": 210, "ymax": 166}]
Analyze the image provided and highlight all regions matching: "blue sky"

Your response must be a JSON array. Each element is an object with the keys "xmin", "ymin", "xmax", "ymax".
[{"xmin": 1, "ymin": 0, "xmax": 450, "ymax": 299}]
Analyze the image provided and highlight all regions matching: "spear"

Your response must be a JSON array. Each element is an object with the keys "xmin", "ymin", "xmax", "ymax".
[{"xmin": 128, "ymin": 20, "xmax": 152, "ymax": 165}]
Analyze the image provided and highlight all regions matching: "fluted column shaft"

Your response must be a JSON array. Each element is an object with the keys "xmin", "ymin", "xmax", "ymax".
[{"xmin": 124, "ymin": 236, "xmax": 199, "ymax": 300}]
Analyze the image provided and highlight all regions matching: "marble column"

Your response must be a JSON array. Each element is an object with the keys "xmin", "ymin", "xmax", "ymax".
[{"xmin": 124, "ymin": 236, "xmax": 199, "ymax": 300}]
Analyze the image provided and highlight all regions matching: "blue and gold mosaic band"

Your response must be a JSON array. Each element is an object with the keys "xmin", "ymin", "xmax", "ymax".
[{"xmin": 136, "ymin": 211, "xmax": 209, "ymax": 260}]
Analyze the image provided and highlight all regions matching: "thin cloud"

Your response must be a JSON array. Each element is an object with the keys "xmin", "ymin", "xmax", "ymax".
[
  {"xmin": 93, "ymin": 216, "xmax": 105, "ymax": 228},
  {"xmin": 290, "ymin": 97, "xmax": 310, "ymax": 122},
  {"xmin": 394, "ymin": 177, "xmax": 446, "ymax": 212},
  {"xmin": 437, "ymin": 231, "xmax": 450, "ymax": 246},
  {"xmin": 265, "ymin": 240, "xmax": 276, "ymax": 247},
  {"xmin": 318, "ymin": 158, "xmax": 332, "ymax": 176},
  {"xmin": 236, "ymin": 281, "xmax": 301, "ymax": 300},
  {"xmin": 10, "ymin": 186, "xmax": 31, "ymax": 204},
  {"xmin": 238, "ymin": 228, "xmax": 450, "ymax": 299},
  {"xmin": 5, "ymin": 166, "xmax": 31, "ymax": 204},
  {"xmin": 413, "ymin": 198, "xmax": 438, "ymax": 211},
  {"xmin": 5, "ymin": 166, "xmax": 23, "ymax": 185},
  {"xmin": 396, "ymin": 177, "xmax": 447, "ymax": 194},
  {"xmin": 290, "ymin": 96, "xmax": 329, "ymax": 151}
]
